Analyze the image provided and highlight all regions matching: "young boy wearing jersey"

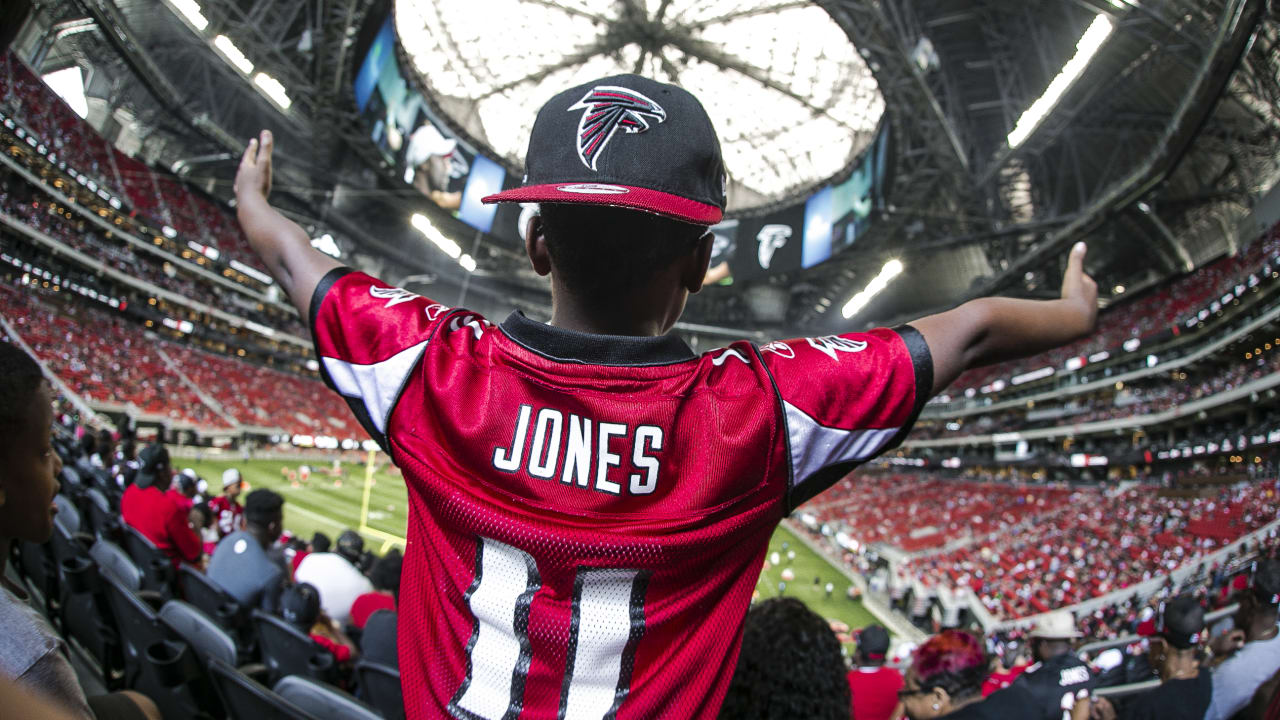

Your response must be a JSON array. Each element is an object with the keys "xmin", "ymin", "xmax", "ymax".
[{"xmin": 234, "ymin": 74, "xmax": 1097, "ymax": 720}]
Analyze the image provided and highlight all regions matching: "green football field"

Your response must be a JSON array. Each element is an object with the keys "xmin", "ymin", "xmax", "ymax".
[{"xmin": 181, "ymin": 456, "xmax": 879, "ymax": 645}]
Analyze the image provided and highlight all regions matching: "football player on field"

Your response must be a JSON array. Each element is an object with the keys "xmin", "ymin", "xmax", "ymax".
[{"xmin": 235, "ymin": 74, "xmax": 1097, "ymax": 720}]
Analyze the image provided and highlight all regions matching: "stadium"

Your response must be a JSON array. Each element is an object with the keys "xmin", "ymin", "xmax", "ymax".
[{"xmin": 0, "ymin": 0, "xmax": 1278, "ymax": 718}]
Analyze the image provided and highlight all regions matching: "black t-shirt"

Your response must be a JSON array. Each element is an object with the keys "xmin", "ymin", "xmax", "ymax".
[
  {"xmin": 1115, "ymin": 670, "xmax": 1212, "ymax": 720},
  {"xmin": 953, "ymin": 653, "xmax": 1097, "ymax": 720}
]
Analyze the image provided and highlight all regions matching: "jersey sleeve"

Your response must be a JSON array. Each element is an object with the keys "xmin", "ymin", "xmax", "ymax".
[
  {"xmin": 759, "ymin": 325, "xmax": 933, "ymax": 510},
  {"xmin": 309, "ymin": 267, "xmax": 453, "ymax": 452}
]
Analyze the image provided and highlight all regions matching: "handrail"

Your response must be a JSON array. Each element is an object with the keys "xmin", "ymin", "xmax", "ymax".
[
  {"xmin": 1094, "ymin": 679, "xmax": 1162, "ymax": 699},
  {"xmin": 1075, "ymin": 603, "xmax": 1240, "ymax": 658}
]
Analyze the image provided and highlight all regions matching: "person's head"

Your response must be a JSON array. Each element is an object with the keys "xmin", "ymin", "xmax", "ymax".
[
  {"xmin": 529, "ymin": 204, "xmax": 713, "ymax": 332},
  {"xmin": 1241, "ymin": 558, "xmax": 1280, "ymax": 638},
  {"xmin": 717, "ymin": 598, "xmax": 849, "ymax": 720},
  {"xmin": 280, "ymin": 582, "xmax": 321, "ymax": 631},
  {"xmin": 857, "ymin": 624, "xmax": 892, "ymax": 667},
  {"xmin": 1147, "ymin": 595, "xmax": 1205, "ymax": 679},
  {"xmin": 901, "ymin": 630, "xmax": 988, "ymax": 720},
  {"xmin": 243, "ymin": 489, "xmax": 284, "ymax": 546},
  {"xmin": 336, "ymin": 530, "xmax": 364, "ymax": 564},
  {"xmin": 0, "ymin": 343, "xmax": 62, "ymax": 544},
  {"xmin": 221, "ymin": 468, "xmax": 243, "ymax": 498},
  {"xmin": 370, "ymin": 549, "xmax": 403, "ymax": 601},
  {"xmin": 310, "ymin": 532, "xmax": 331, "ymax": 553},
  {"xmin": 190, "ymin": 502, "xmax": 213, "ymax": 530},
  {"xmin": 1028, "ymin": 611, "xmax": 1080, "ymax": 662},
  {"xmin": 96, "ymin": 429, "xmax": 113, "ymax": 457},
  {"xmin": 483, "ymin": 74, "xmax": 726, "ymax": 335},
  {"xmin": 176, "ymin": 470, "xmax": 199, "ymax": 498},
  {"xmin": 136, "ymin": 443, "xmax": 172, "ymax": 490}
]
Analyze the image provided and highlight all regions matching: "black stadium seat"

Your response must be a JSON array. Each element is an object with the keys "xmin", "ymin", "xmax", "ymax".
[
  {"xmin": 360, "ymin": 609, "xmax": 398, "ymax": 669},
  {"xmin": 84, "ymin": 487, "xmax": 119, "ymax": 539},
  {"xmin": 207, "ymin": 659, "xmax": 315, "ymax": 720},
  {"xmin": 178, "ymin": 564, "xmax": 246, "ymax": 634},
  {"xmin": 121, "ymin": 525, "xmax": 174, "ymax": 595},
  {"xmin": 355, "ymin": 661, "xmax": 405, "ymax": 720},
  {"xmin": 17, "ymin": 539, "xmax": 57, "ymax": 612},
  {"xmin": 159, "ymin": 600, "xmax": 238, "ymax": 670},
  {"xmin": 253, "ymin": 610, "xmax": 337, "ymax": 685},
  {"xmin": 274, "ymin": 675, "xmax": 382, "ymax": 720},
  {"xmin": 91, "ymin": 539, "xmax": 143, "ymax": 592},
  {"xmin": 52, "ymin": 493, "xmax": 81, "ymax": 533},
  {"xmin": 101, "ymin": 574, "xmax": 217, "ymax": 720}
]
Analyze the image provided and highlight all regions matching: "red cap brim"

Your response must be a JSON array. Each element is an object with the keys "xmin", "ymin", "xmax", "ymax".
[{"xmin": 483, "ymin": 182, "xmax": 722, "ymax": 226}]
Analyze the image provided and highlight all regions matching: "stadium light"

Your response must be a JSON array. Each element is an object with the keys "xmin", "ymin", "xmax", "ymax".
[
  {"xmin": 411, "ymin": 213, "xmax": 476, "ymax": 272},
  {"xmin": 167, "ymin": 0, "xmax": 209, "ymax": 30},
  {"xmin": 213, "ymin": 35, "xmax": 254, "ymax": 75},
  {"xmin": 842, "ymin": 258, "xmax": 904, "ymax": 319},
  {"xmin": 254, "ymin": 73, "xmax": 292, "ymax": 110},
  {"xmin": 1007, "ymin": 15, "xmax": 1113, "ymax": 148}
]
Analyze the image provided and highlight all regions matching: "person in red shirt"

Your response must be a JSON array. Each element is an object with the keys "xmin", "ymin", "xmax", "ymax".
[
  {"xmin": 120, "ymin": 445, "xmax": 201, "ymax": 566},
  {"xmin": 349, "ymin": 549, "xmax": 400, "ymax": 629},
  {"xmin": 848, "ymin": 625, "xmax": 904, "ymax": 720},
  {"xmin": 207, "ymin": 468, "xmax": 245, "ymax": 539},
  {"xmin": 166, "ymin": 470, "xmax": 198, "ymax": 515}
]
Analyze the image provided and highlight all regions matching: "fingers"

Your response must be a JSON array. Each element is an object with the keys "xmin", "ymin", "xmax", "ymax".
[
  {"xmin": 241, "ymin": 138, "xmax": 257, "ymax": 167},
  {"xmin": 1066, "ymin": 241, "xmax": 1087, "ymax": 278},
  {"xmin": 259, "ymin": 129, "xmax": 273, "ymax": 164}
]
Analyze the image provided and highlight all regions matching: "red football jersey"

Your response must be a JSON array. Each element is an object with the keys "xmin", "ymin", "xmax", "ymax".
[
  {"xmin": 311, "ymin": 269, "xmax": 930, "ymax": 720},
  {"xmin": 208, "ymin": 495, "xmax": 244, "ymax": 538}
]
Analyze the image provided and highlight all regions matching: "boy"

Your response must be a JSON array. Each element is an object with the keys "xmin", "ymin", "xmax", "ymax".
[
  {"xmin": 235, "ymin": 74, "xmax": 1096, "ymax": 719},
  {"xmin": 208, "ymin": 468, "xmax": 244, "ymax": 539}
]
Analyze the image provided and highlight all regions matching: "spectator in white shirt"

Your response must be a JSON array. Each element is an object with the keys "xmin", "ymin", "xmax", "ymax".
[{"xmin": 293, "ymin": 529, "xmax": 373, "ymax": 626}]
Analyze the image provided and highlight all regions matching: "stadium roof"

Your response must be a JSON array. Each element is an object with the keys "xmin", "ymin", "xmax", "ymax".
[{"xmin": 393, "ymin": 0, "xmax": 885, "ymax": 210}]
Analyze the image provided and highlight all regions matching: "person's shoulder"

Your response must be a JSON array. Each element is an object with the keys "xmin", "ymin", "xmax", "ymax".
[{"xmin": 0, "ymin": 587, "xmax": 61, "ymax": 678}]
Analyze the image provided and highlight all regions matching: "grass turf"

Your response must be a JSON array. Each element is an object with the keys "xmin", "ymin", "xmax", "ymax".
[{"xmin": 182, "ymin": 457, "xmax": 880, "ymax": 641}]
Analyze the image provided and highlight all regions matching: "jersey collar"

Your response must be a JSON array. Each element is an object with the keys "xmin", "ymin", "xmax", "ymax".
[{"xmin": 500, "ymin": 311, "xmax": 696, "ymax": 366}]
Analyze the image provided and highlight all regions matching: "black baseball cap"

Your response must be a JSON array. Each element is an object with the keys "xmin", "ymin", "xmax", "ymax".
[
  {"xmin": 1155, "ymin": 596, "xmax": 1205, "ymax": 650},
  {"xmin": 1252, "ymin": 559, "xmax": 1280, "ymax": 606},
  {"xmin": 337, "ymin": 530, "xmax": 364, "ymax": 560},
  {"xmin": 280, "ymin": 582, "xmax": 320, "ymax": 628},
  {"xmin": 858, "ymin": 625, "xmax": 891, "ymax": 659},
  {"xmin": 482, "ymin": 74, "xmax": 727, "ymax": 226}
]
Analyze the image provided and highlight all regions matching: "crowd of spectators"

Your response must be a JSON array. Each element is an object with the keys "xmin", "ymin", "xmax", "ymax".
[{"xmin": 805, "ymin": 472, "xmax": 1280, "ymax": 621}]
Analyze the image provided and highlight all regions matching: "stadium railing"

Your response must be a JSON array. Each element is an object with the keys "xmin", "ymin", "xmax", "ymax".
[{"xmin": 1075, "ymin": 603, "xmax": 1240, "ymax": 659}]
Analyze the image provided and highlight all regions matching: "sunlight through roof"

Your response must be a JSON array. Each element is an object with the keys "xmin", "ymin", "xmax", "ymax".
[{"xmin": 394, "ymin": 0, "xmax": 884, "ymax": 209}]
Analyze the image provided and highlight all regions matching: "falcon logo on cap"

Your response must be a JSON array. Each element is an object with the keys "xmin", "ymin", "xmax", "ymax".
[{"xmin": 569, "ymin": 86, "xmax": 666, "ymax": 171}]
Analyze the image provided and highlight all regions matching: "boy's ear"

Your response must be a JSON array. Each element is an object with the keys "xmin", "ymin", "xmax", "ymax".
[
  {"xmin": 683, "ymin": 231, "xmax": 715, "ymax": 294},
  {"xmin": 525, "ymin": 214, "xmax": 551, "ymax": 277}
]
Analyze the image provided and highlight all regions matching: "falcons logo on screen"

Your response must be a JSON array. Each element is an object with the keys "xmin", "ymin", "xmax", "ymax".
[{"xmin": 569, "ymin": 86, "xmax": 667, "ymax": 171}]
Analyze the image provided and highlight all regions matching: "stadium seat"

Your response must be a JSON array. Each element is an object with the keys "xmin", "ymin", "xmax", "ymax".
[
  {"xmin": 91, "ymin": 539, "xmax": 143, "ymax": 592},
  {"xmin": 359, "ymin": 609, "xmax": 398, "ymax": 669},
  {"xmin": 274, "ymin": 675, "xmax": 382, "ymax": 720},
  {"xmin": 207, "ymin": 658, "xmax": 315, "ymax": 720},
  {"xmin": 354, "ymin": 661, "xmax": 405, "ymax": 720},
  {"xmin": 121, "ymin": 525, "xmax": 174, "ymax": 596},
  {"xmin": 253, "ymin": 609, "xmax": 338, "ymax": 685},
  {"xmin": 52, "ymin": 493, "xmax": 81, "ymax": 533},
  {"xmin": 101, "ymin": 574, "xmax": 217, "ymax": 719},
  {"xmin": 84, "ymin": 487, "xmax": 119, "ymax": 539},
  {"xmin": 178, "ymin": 563, "xmax": 254, "ymax": 656},
  {"xmin": 17, "ymin": 539, "xmax": 57, "ymax": 612},
  {"xmin": 159, "ymin": 600, "xmax": 238, "ymax": 669}
]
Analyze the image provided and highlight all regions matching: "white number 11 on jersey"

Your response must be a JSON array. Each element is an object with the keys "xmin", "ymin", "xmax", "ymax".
[{"xmin": 448, "ymin": 537, "xmax": 649, "ymax": 720}]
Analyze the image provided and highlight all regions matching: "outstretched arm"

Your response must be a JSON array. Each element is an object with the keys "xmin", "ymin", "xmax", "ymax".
[
  {"xmin": 234, "ymin": 130, "xmax": 342, "ymax": 322},
  {"xmin": 909, "ymin": 242, "xmax": 1098, "ymax": 395}
]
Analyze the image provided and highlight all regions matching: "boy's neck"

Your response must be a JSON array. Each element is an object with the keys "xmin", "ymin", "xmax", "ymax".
[{"xmin": 548, "ymin": 279, "xmax": 676, "ymax": 337}]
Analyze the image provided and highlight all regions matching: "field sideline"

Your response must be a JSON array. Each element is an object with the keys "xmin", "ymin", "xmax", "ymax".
[{"xmin": 181, "ymin": 455, "xmax": 878, "ymax": 647}]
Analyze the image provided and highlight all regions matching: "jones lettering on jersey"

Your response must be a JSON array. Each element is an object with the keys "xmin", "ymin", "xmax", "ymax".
[
  {"xmin": 1058, "ymin": 666, "xmax": 1090, "ymax": 687},
  {"xmin": 492, "ymin": 406, "xmax": 663, "ymax": 496},
  {"xmin": 806, "ymin": 335, "xmax": 868, "ymax": 361}
]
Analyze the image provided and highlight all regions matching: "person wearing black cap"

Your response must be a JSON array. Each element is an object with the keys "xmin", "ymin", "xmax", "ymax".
[
  {"xmin": 120, "ymin": 444, "xmax": 201, "ymax": 566},
  {"xmin": 1074, "ymin": 595, "xmax": 1211, "ymax": 720},
  {"xmin": 1204, "ymin": 558, "xmax": 1280, "ymax": 720},
  {"xmin": 848, "ymin": 625, "xmax": 903, "ymax": 720},
  {"xmin": 233, "ymin": 67, "xmax": 1099, "ymax": 716},
  {"xmin": 279, "ymin": 583, "xmax": 358, "ymax": 668}
]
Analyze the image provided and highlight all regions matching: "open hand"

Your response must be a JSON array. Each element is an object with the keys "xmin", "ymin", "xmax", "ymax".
[
  {"xmin": 234, "ymin": 130, "xmax": 274, "ymax": 201},
  {"xmin": 1060, "ymin": 241, "xmax": 1099, "ymax": 336}
]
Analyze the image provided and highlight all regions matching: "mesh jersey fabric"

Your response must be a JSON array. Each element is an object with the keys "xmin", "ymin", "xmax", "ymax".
[{"xmin": 309, "ymin": 268, "xmax": 931, "ymax": 720}]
